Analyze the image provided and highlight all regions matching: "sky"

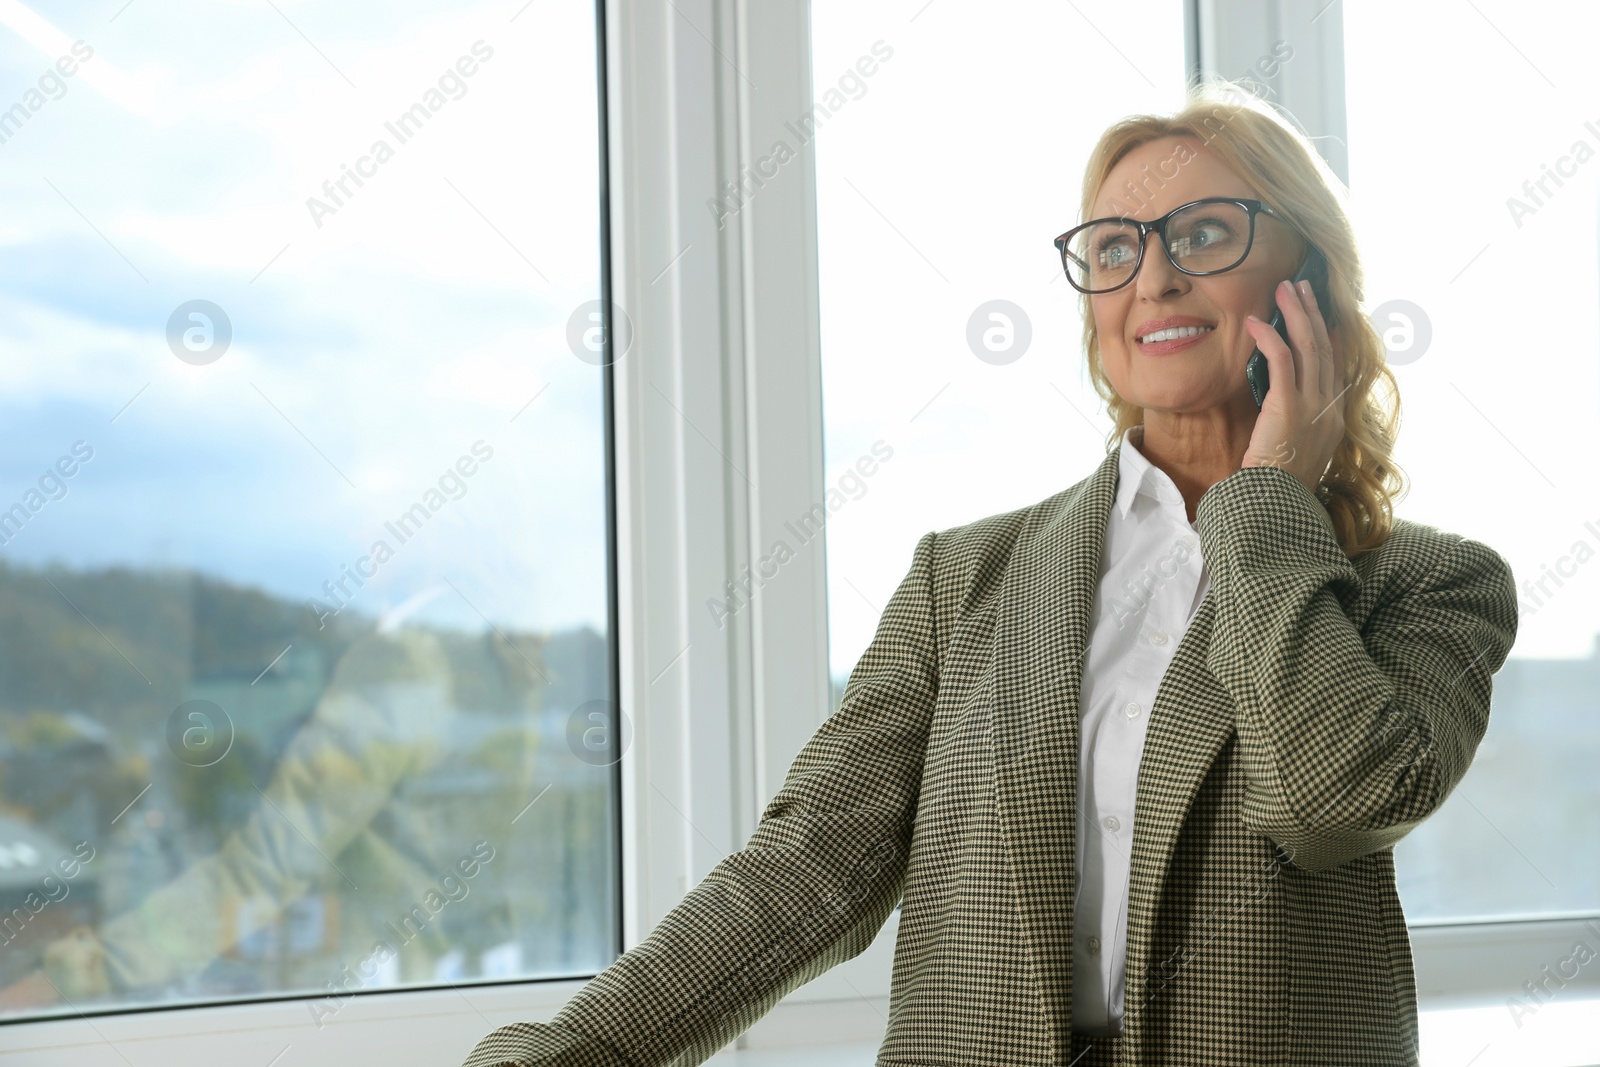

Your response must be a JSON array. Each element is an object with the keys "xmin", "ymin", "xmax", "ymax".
[{"xmin": 0, "ymin": 0, "xmax": 608, "ymax": 637}]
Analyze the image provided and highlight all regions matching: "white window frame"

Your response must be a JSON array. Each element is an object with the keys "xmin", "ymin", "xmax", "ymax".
[{"xmin": 4, "ymin": 3, "xmax": 1592, "ymax": 1064}]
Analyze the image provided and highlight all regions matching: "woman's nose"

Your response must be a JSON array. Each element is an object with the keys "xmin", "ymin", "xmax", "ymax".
[{"xmin": 1135, "ymin": 230, "xmax": 1188, "ymax": 298}]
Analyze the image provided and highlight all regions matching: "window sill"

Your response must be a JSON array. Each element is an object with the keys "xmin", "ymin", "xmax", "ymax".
[
  {"xmin": 2, "ymin": 985, "xmax": 1594, "ymax": 1066},
  {"xmin": 712, "ymin": 996, "xmax": 1600, "ymax": 1067}
]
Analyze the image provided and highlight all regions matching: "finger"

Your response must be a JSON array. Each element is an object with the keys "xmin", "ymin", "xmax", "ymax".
[
  {"xmin": 1296, "ymin": 280, "xmax": 1336, "ymax": 397},
  {"xmin": 1276, "ymin": 279, "xmax": 1313, "ymax": 393}
]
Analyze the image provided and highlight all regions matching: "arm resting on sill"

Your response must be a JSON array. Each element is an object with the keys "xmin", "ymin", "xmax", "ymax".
[{"xmin": 463, "ymin": 531, "xmax": 944, "ymax": 1067}]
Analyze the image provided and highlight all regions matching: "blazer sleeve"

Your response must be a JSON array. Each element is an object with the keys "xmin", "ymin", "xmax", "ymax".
[
  {"xmin": 461, "ymin": 531, "xmax": 943, "ymax": 1067},
  {"xmin": 1193, "ymin": 465, "xmax": 1519, "ymax": 872}
]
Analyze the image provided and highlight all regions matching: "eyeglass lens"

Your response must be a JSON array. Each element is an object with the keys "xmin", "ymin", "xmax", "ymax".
[{"xmin": 1063, "ymin": 201, "xmax": 1253, "ymax": 293}]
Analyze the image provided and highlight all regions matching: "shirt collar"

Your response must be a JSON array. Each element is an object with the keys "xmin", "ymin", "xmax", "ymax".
[{"xmin": 1115, "ymin": 423, "xmax": 1188, "ymax": 521}]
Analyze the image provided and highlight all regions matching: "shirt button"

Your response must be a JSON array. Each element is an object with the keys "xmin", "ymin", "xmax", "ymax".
[
  {"xmin": 1123, "ymin": 701, "xmax": 1141, "ymax": 719},
  {"xmin": 1149, "ymin": 629, "xmax": 1168, "ymax": 646},
  {"xmin": 1087, "ymin": 936, "xmax": 1101, "ymax": 955},
  {"xmin": 1182, "ymin": 534, "xmax": 1199, "ymax": 550},
  {"xmin": 1102, "ymin": 815, "xmax": 1121, "ymax": 832}
]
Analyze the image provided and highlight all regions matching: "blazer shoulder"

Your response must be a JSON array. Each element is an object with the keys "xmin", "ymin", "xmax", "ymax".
[
  {"xmin": 1360, "ymin": 516, "xmax": 1516, "ymax": 608},
  {"xmin": 922, "ymin": 475, "xmax": 1095, "ymax": 618}
]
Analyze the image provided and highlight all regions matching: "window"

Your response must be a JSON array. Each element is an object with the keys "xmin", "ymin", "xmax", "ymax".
[
  {"xmin": 3, "ymin": 0, "xmax": 1590, "ymax": 1058},
  {"xmin": 0, "ymin": 0, "xmax": 616, "ymax": 1022},
  {"xmin": 1343, "ymin": 1, "xmax": 1597, "ymax": 923},
  {"xmin": 815, "ymin": 0, "xmax": 1598, "ymax": 969},
  {"xmin": 811, "ymin": 0, "xmax": 1187, "ymax": 704}
]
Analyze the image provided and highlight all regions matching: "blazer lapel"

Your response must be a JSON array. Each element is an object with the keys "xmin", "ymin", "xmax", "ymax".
[
  {"xmin": 1119, "ymin": 590, "xmax": 1233, "ymax": 1061},
  {"xmin": 989, "ymin": 443, "xmax": 1237, "ymax": 1060},
  {"xmin": 990, "ymin": 447, "xmax": 1117, "ymax": 1053}
]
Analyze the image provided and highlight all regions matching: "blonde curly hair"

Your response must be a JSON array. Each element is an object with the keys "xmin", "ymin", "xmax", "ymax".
[{"xmin": 1078, "ymin": 79, "xmax": 1407, "ymax": 560}]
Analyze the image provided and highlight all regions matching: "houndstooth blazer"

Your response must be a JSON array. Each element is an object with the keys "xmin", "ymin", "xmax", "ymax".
[{"xmin": 462, "ymin": 450, "xmax": 1519, "ymax": 1067}]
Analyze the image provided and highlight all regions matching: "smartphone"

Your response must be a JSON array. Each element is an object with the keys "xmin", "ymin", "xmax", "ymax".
[{"xmin": 1246, "ymin": 244, "xmax": 1334, "ymax": 410}]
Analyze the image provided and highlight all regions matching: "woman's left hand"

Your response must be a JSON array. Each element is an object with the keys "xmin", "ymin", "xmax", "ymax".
[{"xmin": 1241, "ymin": 278, "xmax": 1345, "ymax": 498}]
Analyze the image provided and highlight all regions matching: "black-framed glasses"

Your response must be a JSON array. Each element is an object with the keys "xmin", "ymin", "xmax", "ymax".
[{"xmin": 1054, "ymin": 197, "xmax": 1300, "ymax": 295}]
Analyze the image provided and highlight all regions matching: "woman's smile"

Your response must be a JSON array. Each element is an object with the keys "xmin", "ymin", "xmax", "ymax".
[{"xmin": 1130, "ymin": 312, "xmax": 1221, "ymax": 357}]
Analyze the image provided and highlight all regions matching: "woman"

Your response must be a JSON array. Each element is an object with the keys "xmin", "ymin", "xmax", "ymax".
[{"xmin": 463, "ymin": 84, "xmax": 1518, "ymax": 1067}]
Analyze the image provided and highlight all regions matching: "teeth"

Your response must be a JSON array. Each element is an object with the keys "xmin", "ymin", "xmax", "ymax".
[{"xmin": 1141, "ymin": 325, "xmax": 1214, "ymax": 343}]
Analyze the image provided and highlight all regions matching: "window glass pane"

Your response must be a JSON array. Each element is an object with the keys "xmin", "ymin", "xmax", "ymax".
[
  {"xmin": 810, "ymin": 2, "xmax": 1185, "ymax": 703},
  {"xmin": 1344, "ymin": 1, "xmax": 1597, "ymax": 922},
  {"xmin": 0, "ymin": 1, "xmax": 615, "ymax": 1019}
]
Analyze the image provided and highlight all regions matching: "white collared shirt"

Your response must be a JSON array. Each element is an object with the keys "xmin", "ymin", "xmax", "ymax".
[{"xmin": 1071, "ymin": 423, "xmax": 1211, "ymax": 1037}]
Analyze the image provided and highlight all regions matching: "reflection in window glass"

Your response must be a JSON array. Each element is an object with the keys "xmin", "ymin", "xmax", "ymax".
[
  {"xmin": 0, "ymin": 1, "xmax": 615, "ymax": 1019},
  {"xmin": 1344, "ymin": 2, "xmax": 1597, "ymax": 923},
  {"xmin": 810, "ymin": 1, "xmax": 1185, "ymax": 704}
]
